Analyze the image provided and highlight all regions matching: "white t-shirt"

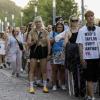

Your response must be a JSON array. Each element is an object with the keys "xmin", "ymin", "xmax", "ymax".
[{"xmin": 76, "ymin": 25, "xmax": 100, "ymax": 59}]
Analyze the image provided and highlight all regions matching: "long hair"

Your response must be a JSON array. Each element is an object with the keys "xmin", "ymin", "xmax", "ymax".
[
  {"xmin": 33, "ymin": 16, "xmax": 45, "ymax": 29},
  {"xmin": 54, "ymin": 22, "xmax": 64, "ymax": 32}
]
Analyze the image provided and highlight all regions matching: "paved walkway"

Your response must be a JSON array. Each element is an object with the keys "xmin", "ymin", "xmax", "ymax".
[{"xmin": 0, "ymin": 68, "xmax": 99, "ymax": 100}]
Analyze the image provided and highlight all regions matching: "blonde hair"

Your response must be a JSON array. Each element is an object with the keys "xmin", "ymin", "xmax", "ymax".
[
  {"xmin": 34, "ymin": 16, "xmax": 45, "ymax": 29},
  {"xmin": 69, "ymin": 15, "xmax": 79, "ymax": 27},
  {"xmin": 34, "ymin": 16, "xmax": 42, "ymax": 22}
]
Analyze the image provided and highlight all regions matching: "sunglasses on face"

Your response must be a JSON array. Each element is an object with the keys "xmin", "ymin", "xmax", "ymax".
[
  {"xmin": 35, "ymin": 21, "xmax": 41, "ymax": 23},
  {"xmin": 71, "ymin": 20, "xmax": 78, "ymax": 22}
]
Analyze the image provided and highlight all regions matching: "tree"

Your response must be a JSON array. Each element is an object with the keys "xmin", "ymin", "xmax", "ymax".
[
  {"xmin": 0, "ymin": 0, "xmax": 21, "ymax": 26},
  {"xmin": 23, "ymin": 0, "xmax": 78, "ymax": 25},
  {"xmin": 56, "ymin": 0, "xmax": 78, "ymax": 20}
]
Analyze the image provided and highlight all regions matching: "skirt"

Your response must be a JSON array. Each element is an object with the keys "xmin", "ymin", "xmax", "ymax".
[{"xmin": 65, "ymin": 43, "xmax": 80, "ymax": 72}]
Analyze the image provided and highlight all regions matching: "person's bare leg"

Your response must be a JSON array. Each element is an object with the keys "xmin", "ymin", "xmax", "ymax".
[
  {"xmin": 40, "ymin": 58, "xmax": 49, "ymax": 92},
  {"xmin": 87, "ymin": 81, "xmax": 94, "ymax": 98},
  {"xmin": 59, "ymin": 65, "xmax": 66, "ymax": 88},
  {"xmin": 28, "ymin": 58, "xmax": 37, "ymax": 93}
]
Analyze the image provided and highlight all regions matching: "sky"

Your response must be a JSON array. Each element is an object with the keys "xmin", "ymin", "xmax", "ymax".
[
  {"xmin": 12, "ymin": 0, "xmax": 100, "ymax": 18},
  {"xmin": 75, "ymin": 0, "xmax": 100, "ymax": 18},
  {"xmin": 11, "ymin": 0, "xmax": 29, "ymax": 8}
]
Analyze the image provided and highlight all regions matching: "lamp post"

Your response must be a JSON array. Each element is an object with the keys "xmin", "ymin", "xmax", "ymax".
[
  {"xmin": 81, "ymin": 0, "xmax": 84, "ymax": 25},
  {"xmin": 1, "ymin": 21, "xmax": 4, "ymax": 32},
  {"xmin": 0, "ymin": 19, "xmax": 1, "ymax": 32},
  {"xmin": 53, "ymin": 0, "xmax": 56, "ymax": 25},
  {"xmin": 34, "ymin": 5, "xmax": 37, "ymax": 17},
  {"xmin": 21, "ymin": 12, "xmax": 24, "ymax": 26},
  {"xmin": 4, "ymin": 17, "xmax": 7, "ymax": 31},
  {"xmin": 12, "ymin": 14, "xmax": 14, "ymax": 28},
  {"xmin": 7, "ymin": 22, "xmax": 10, "ymax": 27},
  {"xmin": 34, "ymin": 0, "xmax": 38, "ymax": 17},
  {"xmin": 31, "ymin": 0, "xmax": 38, "ymax": 17}
]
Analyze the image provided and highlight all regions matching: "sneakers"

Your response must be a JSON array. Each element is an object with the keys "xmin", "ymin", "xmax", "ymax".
[
  {"xmin": 0, "ymin": 65, "xmax": 3, "ymax": 69},
  {"xmin": 61, "ymin": 85, "xmax": 66, "ymax": 90},
  {"xmin": 20, "ymin": 68, "xmax": 24, "ymax": 72},
  {"xmin": 11, "ymin": 72, "xmax": 20, "ymax": 78},
  {"xmin": 84, "ymin": 96, "xmax": 91, "ymax": 100},
  {"xmin": 0, "ymin": 63, "xmax": 4, "ymax": 69},
  {"xmin": 36, "ymin": 80, "xmax": 43, "ymax": 87},
  {"xmin": 84, "ymin": 96, "xmax": 95, "ymax": 100},
  {"xmin": 43, "ymin": 87, "xmax": 49, "ymax": 93},
  {"xmin": 16, "ymin": 73, "xmax": 20, "ymax": 77},
  {"xmin": 12, "ymin": 72, "xmax": 15, "ymax": 75},
  {"xmin": 28, "ymin": 87, "xmax": 35, "ymax": 94},
  {"xmin": 52, "ymin": 85, "xmax": 66, "ymax": 91},
  {"xmin": 52, "ymin": 85, "xmax": 57, "ymax": 91},
  {"xmin": 3, "ymin": 62, "xmax": 10, "ymax": 68}
]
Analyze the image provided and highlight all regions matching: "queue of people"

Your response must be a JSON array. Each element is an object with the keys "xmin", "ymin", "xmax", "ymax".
[{"xmin": 0, "ymin": 10, "xmax": 100, "ymax": 100}]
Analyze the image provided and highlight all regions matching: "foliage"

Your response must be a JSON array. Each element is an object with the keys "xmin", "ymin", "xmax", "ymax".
[
  {"xmin": 0, "ymin": 0, "xmax": 21, "ymax": 26},
  {"xmin": 56, "ymin": 0, "xmax": 78, "ymax": 20},
  {"xmin": 23, "ymin": 0, "xmax": 78, "ymax": 26}
]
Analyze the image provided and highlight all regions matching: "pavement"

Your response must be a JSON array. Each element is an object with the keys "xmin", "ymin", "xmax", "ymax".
[{"xmin": 0, "ymin": 68, "xmax": 99, "ymax": 100}]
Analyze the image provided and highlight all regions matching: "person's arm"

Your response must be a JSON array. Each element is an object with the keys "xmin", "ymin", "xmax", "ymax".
[
  {"xmin": 78, "ymin": 43, "xmax": 84, "ymax": 61},
  {"xmin": 47, "ymin": 38, "xmax": 51, "ymax": 55},
  {"xmin": 64, "ymin": 30, "xmax": 72, "ymax": 46},
  {"xmin": 78, "ymin": 43, "xmax": 87, "ymax": 68},
  {"xmin": 44, "ymin": 29, "xmax": 51, "ymax": 55},
  {"xmin": 27, "ymin": 33, "xmax": 33, "ymax": 47},
  {"xmin": 48, "ymin": 31, "xmax": 55, "ymax": 45},
  {"xmin": 27, "ymin": 29, "xmax": 37, "ymax": 47},
  {"xmin": 76, "ymin": 29, "xmax": 87, "ymax": 68}
]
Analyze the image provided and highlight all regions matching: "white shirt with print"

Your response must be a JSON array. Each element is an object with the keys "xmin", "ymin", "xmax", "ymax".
[{"xmin": 76, "ymin": 25, "xmax": 100, "ymax": 59}]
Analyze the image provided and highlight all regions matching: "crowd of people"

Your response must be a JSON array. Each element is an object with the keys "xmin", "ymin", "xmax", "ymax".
[{"xmin": 0, "ymin": 10, "xmax": 100, "ymax": 100}]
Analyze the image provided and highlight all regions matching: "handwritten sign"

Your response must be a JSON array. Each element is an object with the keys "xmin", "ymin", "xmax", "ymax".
[{"xmin": 84, "ymin": 31, "xmax": 99, "ymax": 59}]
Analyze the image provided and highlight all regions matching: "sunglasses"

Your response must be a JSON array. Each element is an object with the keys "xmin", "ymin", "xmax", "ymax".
[{"xmin": 71, "ymin": 20, "xmax": 78, "ymax": 22}]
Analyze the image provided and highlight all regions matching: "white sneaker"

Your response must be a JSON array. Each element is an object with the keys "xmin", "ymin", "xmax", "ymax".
[
  {"xmin": 20, "ymin": 68, "xmax": 24, "ymax": 72},
  {"xmin": 52, "ymin": 85, "xmax": 57, "ymax": 91},
  {"xmin": 92, "ymin": 97, "xmax": 95, "ymax": 100},
  {"xmin": 61, "ymin": 85, "xmax": 66, "ymax": 90},
  {"xmin": 84, "ymin": 96, "xmax": 95, "ymax": 100}
]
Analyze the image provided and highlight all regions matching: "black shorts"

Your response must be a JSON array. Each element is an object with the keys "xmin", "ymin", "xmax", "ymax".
[
  {"xmin": 84, "ymin": 59, "xmax": 100, "ymax": 82},
  {"xmin": 30, "ymin": 44, "xmax": 48, "ymax": 59}
]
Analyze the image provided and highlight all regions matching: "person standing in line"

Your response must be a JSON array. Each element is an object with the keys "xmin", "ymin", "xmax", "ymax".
[
  {"xmin": 55, "ymin": 16, "xmax": 86, "ymax": 97},
  {"xmin": 50, "ymin": 22, "xmax": 71, "ymax": 91},
  {"xmin": 20, "ymin": 26, "xmax": 26, "ymax": 72},
  {"xmin": 65, "ymin": 16, "xmax": 86, "ymax": 97},
  {"xmin": 23, "ymin": 22, "xmax": 33, "ymax": 74},
  {"xmin": 55, "ymin": 16, "xmax": 69, "ymax": 31},
  {"xmin": 76, "ymin": 10, "xmax": 100, "ymax": 100},
  {"xmin": 6, "ymin": 27, "xmax": 23, "ymax": 77},
  {"xmin": 27, "ymin": 16, "xmax": 50, "ymax": 94},
  {"xmin": 4, "ymin": 26, "xmax": 13, "ymax": 68},
  {"xmin": 47, "ymin": 25, "xmax": 53, "ymax": 38},
  {"xmin": 97, "ymin": 20, "xmax": 100, "ymax": 96},
  {"xmin": 0, "ymin": 32, "xmax": 6, "ymax": 68}
]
